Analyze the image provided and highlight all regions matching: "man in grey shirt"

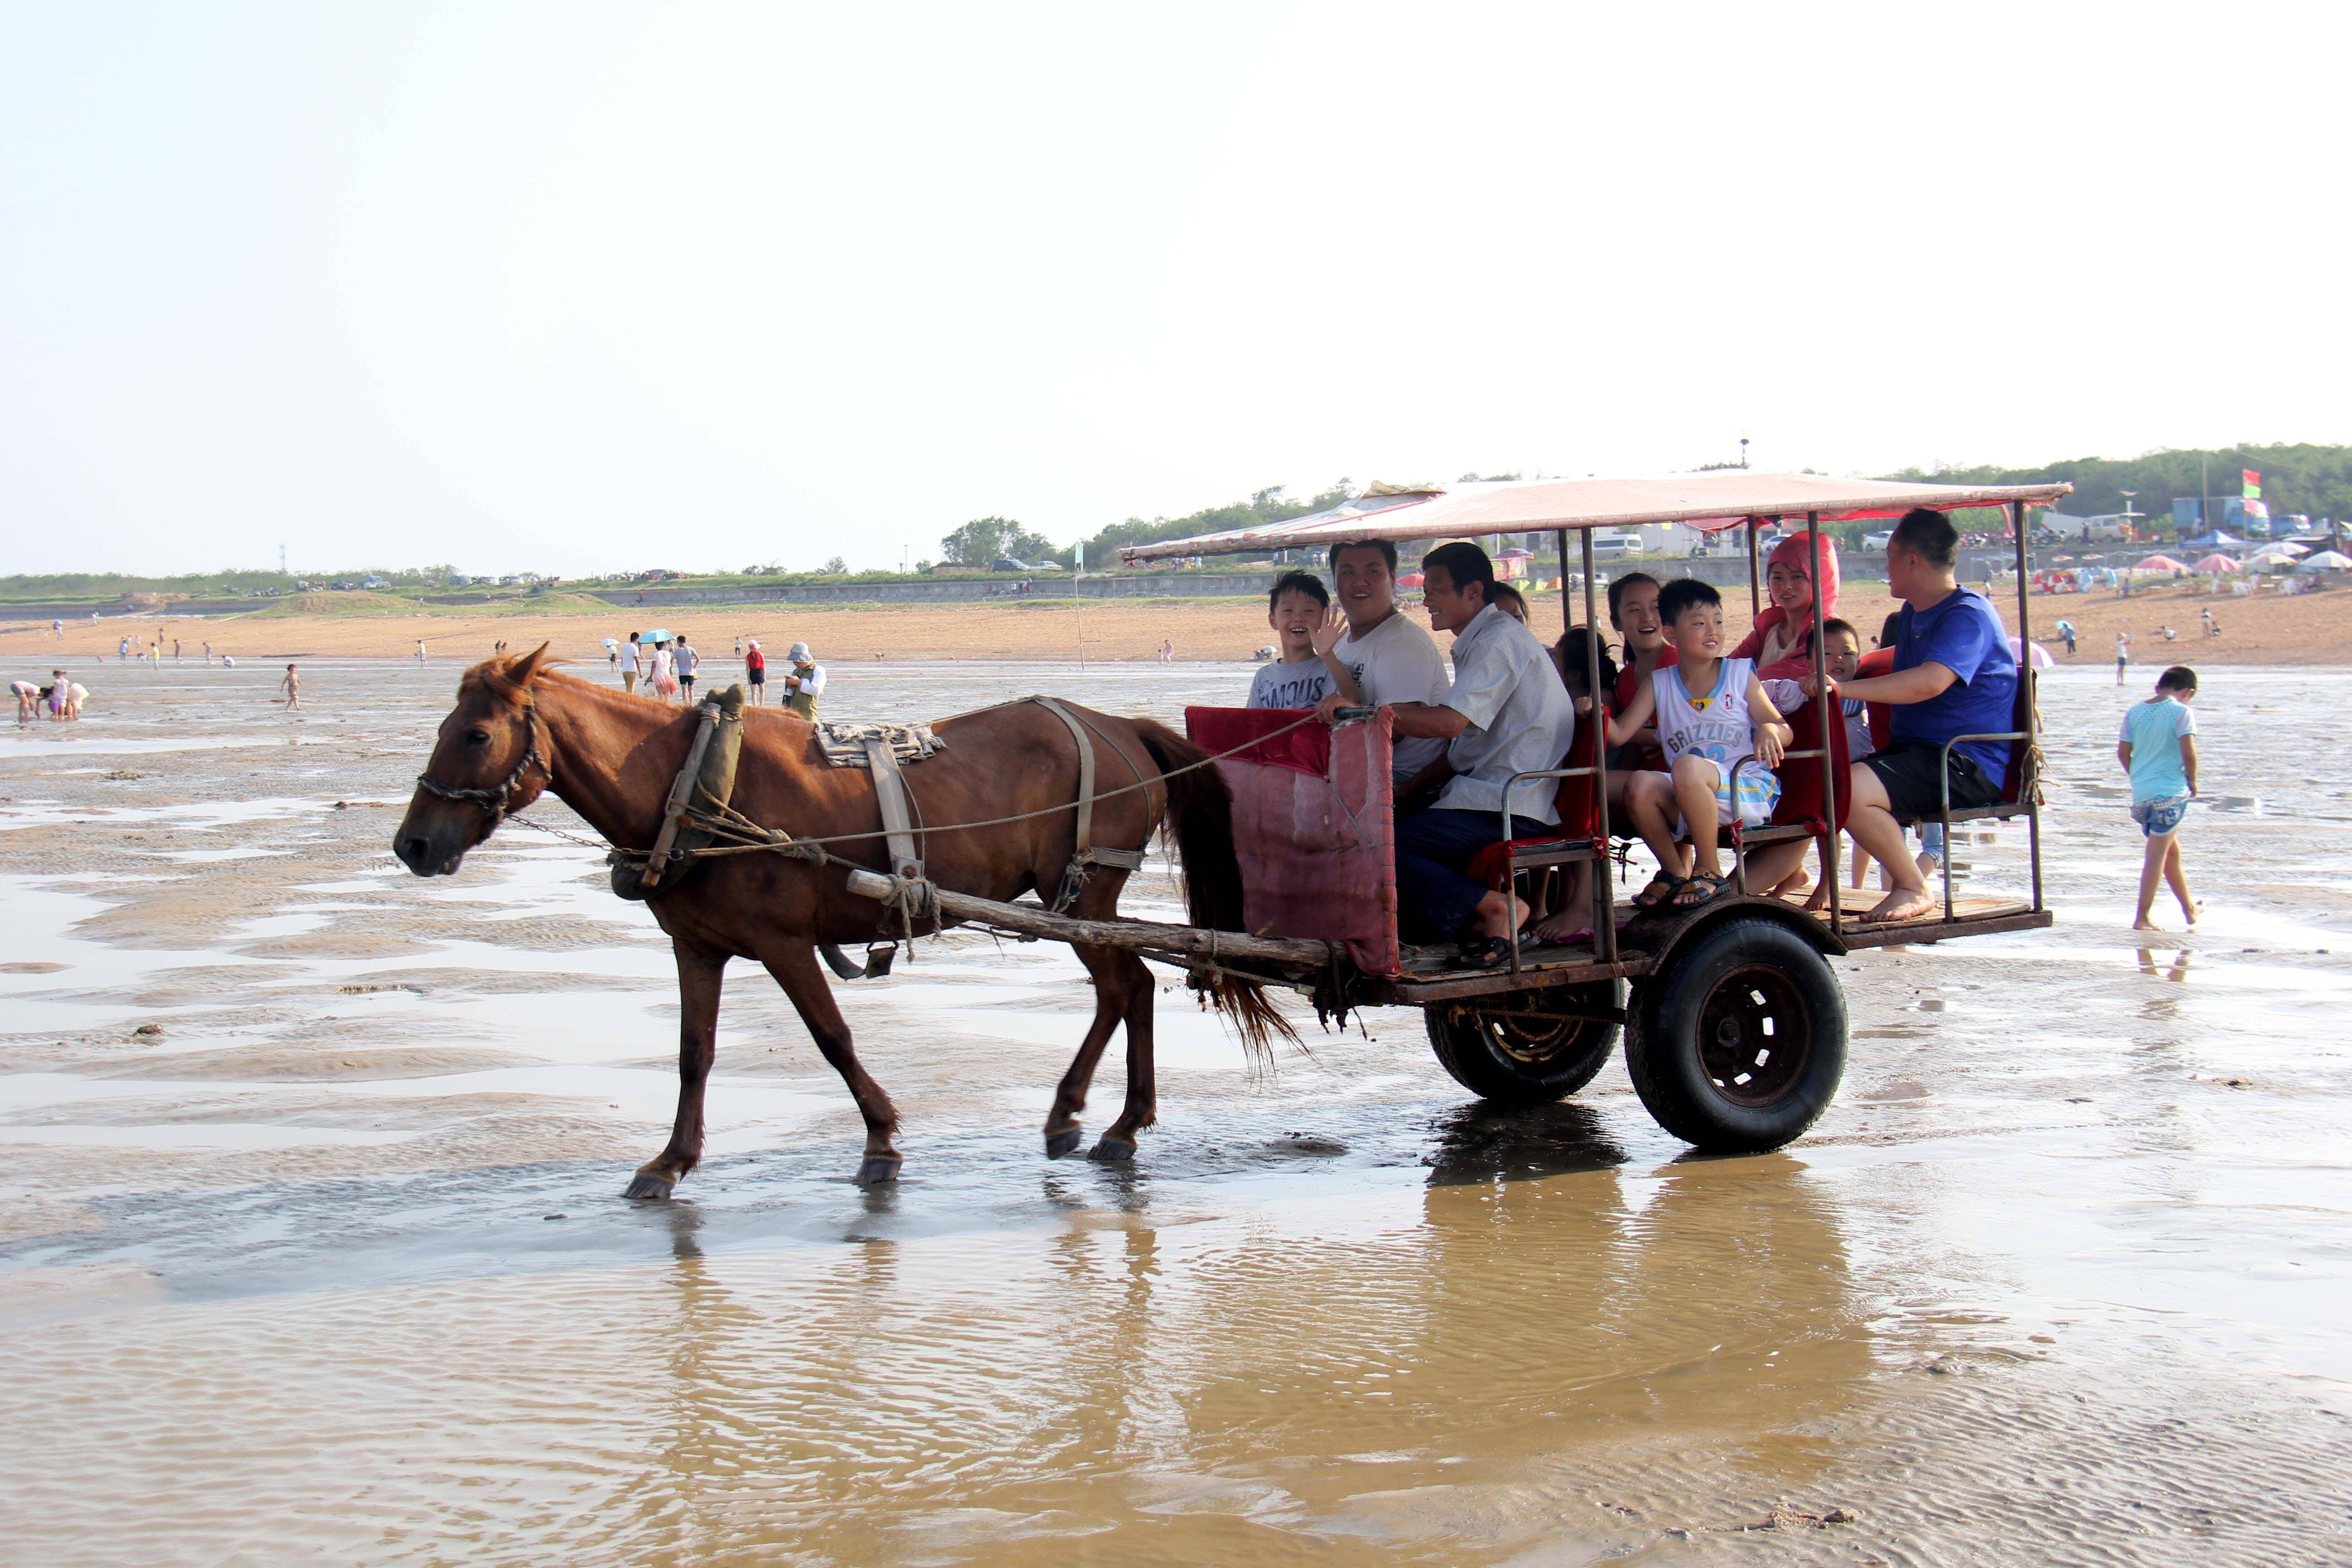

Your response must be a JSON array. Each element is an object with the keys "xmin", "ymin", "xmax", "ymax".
[
  {"xmin": 1311, "ymin": 538, "xmax": 1454, "ymax": 787},
  {"xmin": 1386, "ymin": 541, "xmax": 1576, "ymax": 960}
]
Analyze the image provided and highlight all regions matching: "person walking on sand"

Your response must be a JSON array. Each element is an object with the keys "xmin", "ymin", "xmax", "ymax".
[
  {"xmin": 1158, "ymin": 638, "xmax": 1174, "ymax": 664},
  {"xmin": 2120, "ymin": 666, "xmax": 2201, "ymax": 930},
  {"xmin": 416, "ymin": 640, "xmax": 428, "ymax": 664},
  {"xmin": 622, "ymin": 632, "xmax": 642, "ymax": 692},
  {"xmin": 279, "ymin": 663, "xmax": 301, "ymax": 710},
  {"xmin": 172, "ymin": 639, "xmax": 181, "ymax": 663},
  {"xmin": 13, "ymin": 679, "xmax": 39, "ymax": 722},
  {"xmin": 2114, "ymin": 629, "xmax": 2130, "ymax": 686},
  {"xmin": 744, "ymin": 638, "xmax": 766, "ymax": 704},
  {"xmin": 676, "ymin": 635, "xmax": 699, "ymax": 700},
  {"xmin": 203, "ymin": 641, "xmax": 212, "ymax": 665},
  {"xmin": 50, "ymin": 619, "xmax": 61, "ymax": 640},
  {"xmin": 782, "ymin": 642, "xmax": 824, "ymax": 719}
]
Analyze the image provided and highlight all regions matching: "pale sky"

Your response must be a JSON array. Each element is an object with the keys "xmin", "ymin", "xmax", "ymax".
[{"xmin": 4, "ymin": 1, "xmax": 2346, "ymax": 577}]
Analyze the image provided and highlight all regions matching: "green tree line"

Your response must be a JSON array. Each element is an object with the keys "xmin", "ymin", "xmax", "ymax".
[{"xmin": 1878, "ymin": 443, "xmax": 2352, "ymax": 533}]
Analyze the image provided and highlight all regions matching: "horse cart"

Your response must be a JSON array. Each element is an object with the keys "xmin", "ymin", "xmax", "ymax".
[
  {"xmin": 396, "ymin": 470, "xmax": 2068, "ymax": 1191},
  {"xmin": 1093, "ymin": 470, "xmax": 2070, "ymax": 1152}
]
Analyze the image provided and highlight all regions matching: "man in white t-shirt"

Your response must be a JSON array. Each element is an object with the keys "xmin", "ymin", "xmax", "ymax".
[{"xmin": 1312, "ymin": 539, "xmax": 1452, "ymax": 791}]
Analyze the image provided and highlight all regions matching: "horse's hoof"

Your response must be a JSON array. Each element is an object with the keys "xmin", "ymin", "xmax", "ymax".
[
  {"xmin": 623, "ymin": 1173, "xmax": 675, "ymax": 1200},
  {"xmin": 1044, "ymin": 1127, "xmax": 1084, "ymax": 1159},
  {"xmin": 855, "ymin": 1155, "xmax": 903, "ymax": 1186},
  {"xmin": 1088, "ymin": 1137, "xmax": 1137, "ymax": 1163}
]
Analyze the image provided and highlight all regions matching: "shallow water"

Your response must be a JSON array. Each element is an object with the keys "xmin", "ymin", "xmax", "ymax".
[{"xmin": 3, "ymin": 656, "xmax": 2350, "ymax": 1565}]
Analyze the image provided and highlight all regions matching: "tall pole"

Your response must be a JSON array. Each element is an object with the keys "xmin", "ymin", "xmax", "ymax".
[
  {"xmin": 1809, "ymin": 513, "xmax": 1839, "ymax": 931},
  {"xmin": 2014, "ymin": 500, "xmax": 2042, "ymax": 915}
]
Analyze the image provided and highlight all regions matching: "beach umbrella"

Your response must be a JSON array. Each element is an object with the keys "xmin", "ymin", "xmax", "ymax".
[
  {"xmin": 2007, "ymin": 636, "xmax": 2055, "ymax": 669},
  {"xmin": 2271, "ymin": 539, "xmax": 2310, "ymax": 556},
  {"xmin": 2193, "ymin": 554, "xmax": 2241, "ymax": 573},
  {"xmin": 2135, "ymin": 554, "xmax": 2190, "ymax": 572},
  {"xmin": 2297, "ymin": 550, "xmax": 2352, "ymax": 570},
  {"xmin": 1397, "ymin": 571, "xmax": 1426, "ymax": 588},
  {"xmin": 642, "ymin": 627, "xmax": 672, "ymax": 642},
  {"xmin": 600, "ymin": 636, "xmax": 619, "ymax": 647}
]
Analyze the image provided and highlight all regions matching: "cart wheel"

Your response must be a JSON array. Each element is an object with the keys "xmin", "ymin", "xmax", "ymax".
[
  {"xmin": 1624, "ymin": 917, "xmax": 1845, "ymax": 1152},
  {"xmin": 1425, "ymin": 981, "xmax": 1622, "ymax": 1107}
]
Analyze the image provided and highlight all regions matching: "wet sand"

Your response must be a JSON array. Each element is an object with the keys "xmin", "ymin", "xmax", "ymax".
[
  {"xmin": 4, "ymin": 574, "xmax": 2341, "ymax": 667},
  {"xmin": 4, "ymin": 659, "xmax": 2350, "ymax": 1564}
]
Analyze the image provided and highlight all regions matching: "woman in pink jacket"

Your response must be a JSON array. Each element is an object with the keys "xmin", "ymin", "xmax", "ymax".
[{"xmin": 1730, "ymin": 530, "xmax": 1841, "ymax": 682}]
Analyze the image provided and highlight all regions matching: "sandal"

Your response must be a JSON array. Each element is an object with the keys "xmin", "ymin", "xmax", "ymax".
[
  {"xmin": 1634, "ymin": 872, "xmax": 1687, "ymax": 909},
  {"xmin": 1453, "ymin": 934, "xmax": 1518, "ymax": 970},
  {"xmin": 1670, "ymin": 872, "xmax": 1727, "ymax": 909}
]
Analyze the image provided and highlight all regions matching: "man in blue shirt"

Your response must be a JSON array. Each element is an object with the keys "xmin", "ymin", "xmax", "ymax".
[{"xmin": 1756, "ymin": 507, "xmax": 2019, "ymax": 922}]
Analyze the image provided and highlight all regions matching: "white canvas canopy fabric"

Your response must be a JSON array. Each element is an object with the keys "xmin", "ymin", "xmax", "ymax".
[{"xmin": 1119, "ymin": 472, "xmax": 2073, "ymax": 563}]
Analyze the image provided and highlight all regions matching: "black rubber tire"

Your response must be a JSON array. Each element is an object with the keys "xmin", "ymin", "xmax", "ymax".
[
  {"xmin": 1624, "ymin": 916, "xmax": 1846, "ymax": 1152},
  {"xmin": 1425, "ymin": 980, "xmax": 1623, "ymax": 1107}
]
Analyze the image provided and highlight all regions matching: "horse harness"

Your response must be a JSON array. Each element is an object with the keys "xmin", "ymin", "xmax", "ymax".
[
  {"xmin": 414, "ymin": 704, "xmax": 547, "ymax": 822},
  {"xmin": 471, "ymin": 690, "xmax": 1154, "ymax": 964}
]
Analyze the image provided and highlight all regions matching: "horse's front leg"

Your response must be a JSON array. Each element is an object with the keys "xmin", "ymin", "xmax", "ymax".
[
  {"xmin": 763, "ymin": 941, "xmax": 903, "ymax": 1185},
  {"xmin": 1091, "ymin": 951, "xmax": 1157, "ymax": 1162},
  {"xmin": 626, "ymin": 939, "xmax": 727, "ymax": 1200}
]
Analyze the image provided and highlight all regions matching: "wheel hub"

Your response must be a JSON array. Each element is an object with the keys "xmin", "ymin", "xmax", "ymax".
[{"xmin": 1696, "ymin": 964, "xmax": 1813, "ymax": 1107}]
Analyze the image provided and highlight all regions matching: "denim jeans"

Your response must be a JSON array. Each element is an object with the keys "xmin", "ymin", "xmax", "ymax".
[{"xmin": 1394, "ymin": 807, "xmax": 1553, "ymax": 943}]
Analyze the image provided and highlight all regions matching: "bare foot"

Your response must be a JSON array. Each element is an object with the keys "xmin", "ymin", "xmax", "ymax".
[
  {"xmin": 1527, "ymin": 911, "xmax": 1594, "ymax": 945},
  {"xmin": 1862, "ymin": 886, "xmax": 1937, "ymax": 923},
  {"xmin": 1768, "ymin": 870, "xmax": 1808, "ymax": 897},
  {"xmin": 2182, "ymin": 900, "xmax": 2204, "ymax": 925},
  {"xmin": 2133, "ymin": 917, "xmax": 2162, "ymax": 931}
]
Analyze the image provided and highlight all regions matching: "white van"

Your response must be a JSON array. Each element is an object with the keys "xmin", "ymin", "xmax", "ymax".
[{"xmin": 1589, "ymin": 530, "xmax": 1646, "ymax": 559}]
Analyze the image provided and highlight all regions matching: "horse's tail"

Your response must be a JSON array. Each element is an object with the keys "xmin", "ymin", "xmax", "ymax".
[{"xmin": 1132, "ymin": 719, "xmax": 1299, "ymax": 1063}]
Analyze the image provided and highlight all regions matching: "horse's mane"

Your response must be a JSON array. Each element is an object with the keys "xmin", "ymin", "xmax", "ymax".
[{"xmin": 460, "ymin": 643, "xmax": 572, "ymax": 707}]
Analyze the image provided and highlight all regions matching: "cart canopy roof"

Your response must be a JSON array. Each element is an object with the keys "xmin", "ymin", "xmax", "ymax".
[{"xmin": 1119, "ymin": 471, "xmax": 2073, "ymax": 563}]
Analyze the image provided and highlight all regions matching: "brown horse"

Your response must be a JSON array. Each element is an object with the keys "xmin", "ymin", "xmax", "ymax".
[{"xmin": 393, "ymin": 645, "xmax": 1267, "ymax": 1194}]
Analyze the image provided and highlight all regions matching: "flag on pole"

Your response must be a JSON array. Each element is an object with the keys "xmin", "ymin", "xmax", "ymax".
[{"xmin": 2243, "ymin": 469, "xmax": 2262, "ymax": 499}]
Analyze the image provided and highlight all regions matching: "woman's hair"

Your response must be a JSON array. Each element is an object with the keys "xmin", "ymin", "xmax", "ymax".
[
  {"xmin": 1605, "ymin": 571, "xmax": 1660, "ymax": 629},
  {"xmin": 1488, "ymin": 582, "xmax": 1530, "ymax": 623},
  {"xmin": 1554, "ymin": 626, "xmax": 1620, "ymax": 700}
]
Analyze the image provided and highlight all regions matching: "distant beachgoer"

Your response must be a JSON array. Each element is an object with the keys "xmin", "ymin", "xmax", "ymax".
[
  {"xmin": 676, "ymin": 637, "xmax": 699, "ymax": 699},
  {"xmin": 2120, "ymin": 666, "xmax": 2200, "ymax": 931},
  {"xmin": 1158, "ymin": 639, "xmax": 1174, "ymax": 663},
  {"xmin": 2114, "ymin": 630, "xmax": 2129, "ymax": 686},
  {"xmin": 634, "ymin": 634, "xmax": 655, "ymax": 694},
  {"xmin": 222, "ymin": 655, "xmax": 236, "ymax": 668},
  {"xmin": 2161, "ymin": 625, "xmax": 2176, "ymax": 642},
  {"xmin": 608, "ymin": 642, "xmax": 621, "ymax": 676},
  {"xmin": 172, "ymin": 639, "xmax": 181, "ymax": 662},
  {"xmin": 745, "ymin": 639, "xmax": 766, "ymax": 703},
  {"xmin": 622, "ymin": 632, "xmax": 642, "ymax": 692},
  {"xmin": 2056, "ymin": 618, "xmax": 2076, "ymax": 656},
  {"xmin": 12, "ymin": 680, "xmax": 38, "ymax": 721},
  {"xmin": 280, "ymin": 664, "xmax": 301, "ymax": 710},
  {"xmin": 416, "ymin": 641, "xmax": 427, "ymax": 664},
  {"xmin": 651, "ymin": 641, "xmax": 677, "ymax": 699},
  {"xmin": 203, "ymin": 641, "xmax": 212, "ymax": 664},
  {"xmin": 50, "ymin": 620, "xmax": 61, "ymax": 639},
  {"xmin": 782, "ymin": 642, "xmax": 824, "ymax": 719},
  {"xmin": 733, "ymin": 635, "xmax": 743, "ymax": 657}
]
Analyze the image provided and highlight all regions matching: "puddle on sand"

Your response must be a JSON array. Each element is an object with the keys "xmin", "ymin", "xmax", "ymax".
[{"xmin": 1, "ymin": 660, "xmax": 2350, "ymax": 1564}]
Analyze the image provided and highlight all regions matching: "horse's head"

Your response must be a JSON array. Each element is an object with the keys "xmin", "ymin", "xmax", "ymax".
[{"xmin": 395, "ymin": 643, "xmax": 554, "ymax": 876}]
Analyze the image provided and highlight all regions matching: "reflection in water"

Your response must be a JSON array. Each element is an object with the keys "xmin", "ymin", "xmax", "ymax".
[{"xmin": 2137, "ymin": 946, "xmax": 2193, "ymax": 982}]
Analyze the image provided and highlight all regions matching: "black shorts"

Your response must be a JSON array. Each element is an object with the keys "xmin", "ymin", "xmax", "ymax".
[
  {"xmin": 748, "ymin": 671, "xmax": 764, "ymax": 686},
  {"xmin": 1863, "ymin": 739, "xmax": 2002, "ymax": 823}
]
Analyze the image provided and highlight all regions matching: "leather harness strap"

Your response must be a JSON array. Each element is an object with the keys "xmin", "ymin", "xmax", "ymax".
[
  {"xmin": 1031, "ymin": 696, "xmax": 1147, "ymax": 912},
  {"xmin": 638, "ymin": 701, "xmax": 723, "ymax": 892}
]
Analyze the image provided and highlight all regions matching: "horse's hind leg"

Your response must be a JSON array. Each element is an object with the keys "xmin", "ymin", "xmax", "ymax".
[
  {"xmin": 1091, "ymin": 951, "xmax": 1156, "ymax": 1163},
  {"xmin": 627, "ymin": 939, "xmax": 727, "ymax": 1200},
  {"xmin": 1045, "ymin": 943, "xmax": 1128, "ymax": 1158},
  {"xmin": 764, "ymin": 941, "xmax": 903, "ymax": 1184}
]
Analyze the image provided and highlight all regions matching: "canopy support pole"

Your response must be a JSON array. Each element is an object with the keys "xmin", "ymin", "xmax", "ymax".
[
  {"xmin": 1807, "ymin": 513, "xmax": 1840, "ymax": 932},
  {"xmin": 1581, "ymin": 527, "xmax": 1615, "ymax": 965},
  {"xmin": 1747, "ymin": 518, "xmax": 1763, "ymax": 619},
  {"xmin": 2014, "ymin": 499, "xmax": 2042, "ymax": 913}
]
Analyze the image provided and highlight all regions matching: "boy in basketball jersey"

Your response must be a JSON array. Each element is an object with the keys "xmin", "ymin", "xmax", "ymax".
[{"xmin": 1603, "ymin": 578, "xmax": 1790, "ymax": 909}]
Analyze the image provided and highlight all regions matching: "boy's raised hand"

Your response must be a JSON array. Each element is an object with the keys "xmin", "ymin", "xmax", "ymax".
[{"xmin": 1310, "ymin": 606, "xmax": 1349, "ymax": 660}]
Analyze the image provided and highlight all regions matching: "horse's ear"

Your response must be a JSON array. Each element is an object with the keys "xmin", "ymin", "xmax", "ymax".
[{"xmin": 509, "ymin": 642, "xmax": 554, "ymax": 690}]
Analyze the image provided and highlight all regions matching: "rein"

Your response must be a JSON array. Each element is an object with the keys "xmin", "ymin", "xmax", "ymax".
[{"xmin": 415, "ymin": 704, "xmax": 548, "ymax": 822}]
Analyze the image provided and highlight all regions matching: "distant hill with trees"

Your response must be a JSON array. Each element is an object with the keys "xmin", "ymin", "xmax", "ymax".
[{"xmin": 1878, "ymin": 443, "xmax": 2352, "ymax": 532}]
